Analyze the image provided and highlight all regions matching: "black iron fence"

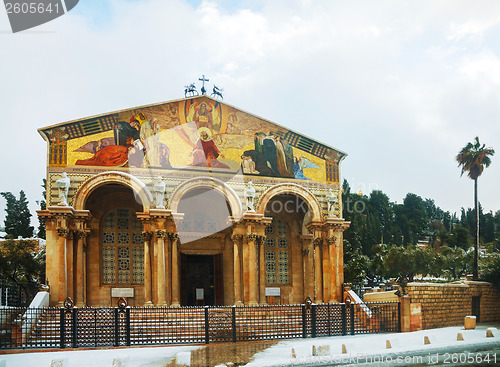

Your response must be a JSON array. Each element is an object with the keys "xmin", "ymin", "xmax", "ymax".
[
  {"xmin": 0, "ymin": 280, "xmax": 39, "ymax": 307},
  {"xmin": 0, "ymin": 300, "xmax": 400, "ymax": 350}
]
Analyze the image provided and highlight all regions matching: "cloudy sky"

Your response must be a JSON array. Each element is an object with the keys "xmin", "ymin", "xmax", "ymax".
[{"xmin": 0, "ymin": 0, "xmax": 499, "ymax": 229}]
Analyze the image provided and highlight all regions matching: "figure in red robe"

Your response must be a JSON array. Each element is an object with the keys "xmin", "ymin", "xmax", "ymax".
[
  {"xmin": 191, "ymin": 129, "xmax": 229, "ymax": 169},
  {"xmin": 76, "ymin": 138, "xmax": 144, "ymax": 167}
]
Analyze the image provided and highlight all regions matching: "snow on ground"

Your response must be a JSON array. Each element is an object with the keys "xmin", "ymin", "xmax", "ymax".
[
  {"xmin": 0, "ymin": 344, "xmax": 200, "ymax": 367},
  {"xmin": 0, "ymin": 326, "xmax": 499, "ymax": 366},
  {"xmin": 246, "ymin": 325, "xmax": 500, "ymax": 366}
]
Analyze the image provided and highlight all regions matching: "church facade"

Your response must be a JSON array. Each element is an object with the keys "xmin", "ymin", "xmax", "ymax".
[{"xmin": 37, "ymin": 96, "xmax": 350, "ymax": 307}]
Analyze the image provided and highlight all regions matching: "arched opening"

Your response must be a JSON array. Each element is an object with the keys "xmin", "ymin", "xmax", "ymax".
[
  {"xmin": 73, "ymin": 171, "xmax": 152, "ymax": 211},
  {"xmin": 257, "ymin": 183, "xmax": 322, "ymax": 222},
  {"xmin": 177, "ymin": 187, "xmax": 233, "ymax": 238},
  {"xmin": 169, "ymin": 176, "xmax": 243, "ymax": 220},
  {"xmin": 85, "ymin": 183, "xmax": 144, "ymax": 306},
  {"xmin": 176, "ymin": 187, "xmax": 232, "ymax": 306},
  {"xmin": 264, "ymin": 194, "xmax": 309, "ymax": 304}
]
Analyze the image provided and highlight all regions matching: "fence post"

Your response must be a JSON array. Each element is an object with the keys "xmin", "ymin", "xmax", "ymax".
[
  {"xmin": 204, "ymin": 307, "xmax": 209, "ymax": 344},
  {"xmin": 232, "ymin": 306, "xmax": 236, "ymax": 343},
  {"xmin": 398, "ymin": 302, "xmax": 402, "ymax": 333},
  {"xmin": 327, "ymin": 304, "xmax": 331, "ymax": 337},
  {"xmin": 126, "ymin": 308, "xmax": 131, "ymax": 346},
  {"xmin": 341, "ymin": 303, "xmax": 347, "ymax": 336},
  {"xmin": 72, "ymin": 308, "xmax": 77, "ymax": 348},
  {"xmin": 114, "ymin": 308, "xmax": 119, "ymax": 347},
  {"xmin": 59, "ymin": 308, "xmax": 65, "ymax": 349},
  {"xmin": 311, "ymin": 304, "xmax": 316, "ymax": 338},
  {"xmin": 350, "ymin": 303, "xmax": 355, "ymax": 335},
  {"xmin": 301, "ymin": 305, "xmax": 307, "ymax": 338}
]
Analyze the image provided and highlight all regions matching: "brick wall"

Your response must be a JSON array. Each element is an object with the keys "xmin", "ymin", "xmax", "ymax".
[{"xmin": 406, "ymin": 281, "xmax": 500, "ymax": 329}]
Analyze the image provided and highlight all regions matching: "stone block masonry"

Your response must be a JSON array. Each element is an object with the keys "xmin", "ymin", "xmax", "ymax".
[{"xmin": 406, "ymin": 281, "xmax": 500, "ymax": 329}]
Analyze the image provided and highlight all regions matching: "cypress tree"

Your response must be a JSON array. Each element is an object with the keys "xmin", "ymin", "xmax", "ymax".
[{"xmin": 1, "ymin": 191, "xmax": 34, "ymax": 239}]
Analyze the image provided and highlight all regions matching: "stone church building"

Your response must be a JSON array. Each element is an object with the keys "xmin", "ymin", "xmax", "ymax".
[{"xmin": 37, "ymin": 96, "xmax": 350, "ymax": 307}]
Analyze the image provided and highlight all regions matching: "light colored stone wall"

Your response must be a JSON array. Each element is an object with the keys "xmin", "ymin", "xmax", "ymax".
[
  {"xmin": 406, "ymin": 281, "xmax": 500, "ymax": 329},
  {"xmin": 364, "ymin": 291, "xmax": 398, "ymax": 303}
]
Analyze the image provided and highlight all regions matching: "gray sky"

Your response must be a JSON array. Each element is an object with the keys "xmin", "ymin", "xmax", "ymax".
[{"xmin": 0, "ymin": 0, "xmax": 499, "ymax": 229}]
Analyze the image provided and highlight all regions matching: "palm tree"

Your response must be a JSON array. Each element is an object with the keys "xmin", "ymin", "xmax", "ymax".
[{"xmin": 456, "ymin": 137, "xmax": 495, "ymax": 280}]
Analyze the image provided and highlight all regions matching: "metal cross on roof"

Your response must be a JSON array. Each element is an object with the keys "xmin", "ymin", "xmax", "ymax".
[{"xmin": 199, "ymin": 74, "xmax": 209, "ymax": 95}]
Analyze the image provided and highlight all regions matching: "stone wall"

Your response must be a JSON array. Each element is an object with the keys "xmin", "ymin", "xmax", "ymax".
[{"xmin": 406, "ymin": 281, "xmax": 500, "ymax": 329}]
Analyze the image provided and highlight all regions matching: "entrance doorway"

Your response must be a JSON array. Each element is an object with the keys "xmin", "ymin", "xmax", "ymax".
[{"xmin": 181, "ymin": 254, "xmax": 223, "ymax": 306}]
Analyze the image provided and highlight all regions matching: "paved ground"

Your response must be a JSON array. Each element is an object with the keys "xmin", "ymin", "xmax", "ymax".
[{"xmin": 1, "ymin": 323, "xmax": 499, "ymax": 366}]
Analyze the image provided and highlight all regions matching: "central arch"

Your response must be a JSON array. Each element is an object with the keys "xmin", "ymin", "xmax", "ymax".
[
  {"xmin": 169, "ymin": 176, "xmax": 243, "ymax": 219},
  {"xmin": 256, "ymin": 183, "xmax": 323, "ymax": 222}
]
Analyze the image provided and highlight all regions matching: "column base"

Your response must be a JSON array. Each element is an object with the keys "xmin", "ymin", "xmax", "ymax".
[
  {"xmin": 144, "ymin": 301, "xmax": 154, "ymax": 307},
  {"xmin": 156, "ymin": 301, "xmax": 168, "ymax": 307},
  {"xmin": 248, "ymin": 301, "xmax": 259, "ymax": 306},
  {"xmin": 170, "ymin": 302, "xmax": 181, "ymax": 307},
  {"xmin": 234, "ymin": 301, "xmax": 244, "ymax": 306},
  {"xmin": 259, "ymin": 301, "xmax": 268, "ymax": 305},
  {"xmin": 75, "ymin": 302, "xmax": 85, "ymax": 308},
  {"xmin": 314, "ymin": 299, "xmax": 323, "ymax": 304},
  {"xmin": 328, "ymin": 299, "xmax": 340, "ymax": 304}
]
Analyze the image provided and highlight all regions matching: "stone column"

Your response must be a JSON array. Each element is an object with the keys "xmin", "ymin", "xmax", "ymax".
[
  {"xmin": 232, "ymin": 235, "xmax": 243, "ymax": 305},
  {"xmin": 247, "ymin": 233, "xmax": 259, "ymax": 306},
  {"xmin": 400, "ymin": 295, "xmax": 411, "ymax": 332},
  {"xmin": 56, "ymin": 227, "xmax": 69, "ymax": 306},
  {"xmin": 74, "ymin": 230, "xmax": 89, "ymax": 307},
  {"xmin": 313, "ymin": 237, "xmax": 323, "ymax": 303},
  {"xmin": 66, "ymin": 233, "xmax": 74, "ymax": 302},
  {"xmin": 166, "ymin": 233, "xmax": 177, "ymax": 305},
  {"xmin": 327, "ymin": 235, "xmax": 337, "ymax": 303},
  {"xmin": 142, "ymin": 231, "xmax": 154, "ymax": 306},
  {"xmin": 336, "ymin": 234, "xmax": 344, "ymax": 301},
  {"xmin": 301, "ymin": 235, "xmax": 314, "ymax": 300},
  {"xmin": 258, "ymin": 236, "xmax": 267, "ymax": 305},
  {"xmin": 170, "ymin": 234, "xmax": 180, "ymax": 307},
  {"xmin": 322, "ymin": 239, "xmax": 331, "ymax": 303},
  {"xmin": 322, "ymin": 219, "xmax": 350, "ymax": 302},
  {"xmin": 155, "ymin": 230, "xmax": 167, "ymax": 306}
]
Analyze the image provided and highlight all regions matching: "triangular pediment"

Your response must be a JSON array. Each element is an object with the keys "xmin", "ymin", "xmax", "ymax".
[{"xmin": 39, "ymin": 96, "xmax": 346, "ymax": 183}]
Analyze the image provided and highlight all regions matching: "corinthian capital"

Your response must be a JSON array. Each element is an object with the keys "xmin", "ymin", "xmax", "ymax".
[
  {"xmin": 231, "ymin": 234, "xmax": 242, "ymax": 243},
  {"xmin": 246, "ymin": 233, "xmax": 258, "ymax": 242},
  {"xmin": 168, "ymin": 232, "xmax": 179, "ymax": 242},
  {"xmin": 326, "ymin": 236, "xmax": 337, "ymax": 244},
  {"xmin": 57, "ymin": 228, "xmax": 70, "ymax": 238},
  {"xmin": 74, "ymin": 229, "xmax": 90, "ymax": 239},
  {"xmin": 313, "ymin": 237, "xmax": 323, "ymax": 247},
  {"xmin": 156, "ymin": 229, "xmax": 167, "ymax": 239},
  {"xmin": 142, "ymin": 231, "xmax": 154, "ymax": 242}
]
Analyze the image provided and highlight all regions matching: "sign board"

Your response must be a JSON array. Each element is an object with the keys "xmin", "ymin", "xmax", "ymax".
[
  {"xmin": 265, "ymin": 287, "xmax": 281, "ymax": 297},
  {"xmin": 196, "ymin": 288, "xmax": 204, "ymax": 300},
  {"xmin": 111, "ymin": 288, "xmax": 134, "ymax": 298}
]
